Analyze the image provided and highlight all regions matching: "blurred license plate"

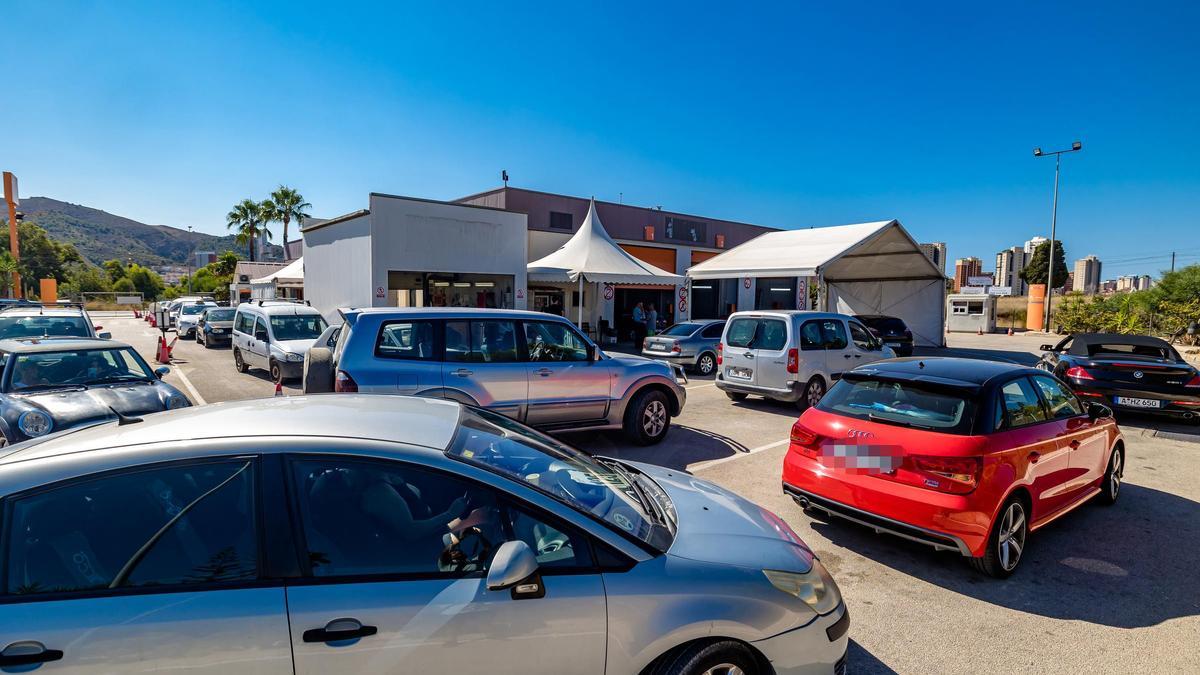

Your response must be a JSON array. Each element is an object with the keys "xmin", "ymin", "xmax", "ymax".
[
  {"xmin": 648, "ymin": 343, "xmax": 667, "ymax": 351},
  {"xmin": 885, "ymin": 342, "xmax": 901, "ymax": 348},
  {"xmin": 727, "ymin": 367, "xmax": 752, "ymax": 380},
  {"xmin": 1114, "ymin": 396, "xmax": 1160, "ymax": 408}
]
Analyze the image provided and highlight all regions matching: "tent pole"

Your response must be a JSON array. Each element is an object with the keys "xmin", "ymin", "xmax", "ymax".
[{"xmin": 577, "ymin": 276, "xmax": 583, "ymax": 326}]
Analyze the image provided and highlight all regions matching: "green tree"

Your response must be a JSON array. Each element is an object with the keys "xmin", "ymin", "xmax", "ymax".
[
  {"xmin": 226, "ymin": 199, "xmax": 272, "ymax": 262},
  {"xmin": 113, "ymin": 277, "xmax": 136, "ymax": 293},
  {"xmin": 260, "ymin": 186, "xmax": 310, "ymax": 260},
  {"xmin": 212, "ymin": 250, "xmax": 239, "ymax": 278},
  {"xmin": 63, "ymin": 264, "xmax": 114, "ymax": 296},
  {"xmin": 1020, "ymin": 240, "xmax": 1069, "ymax": 290},
  {"xmin": 0, "ymin": 221, "xmax": 84, "ymax": 285},
  {"xmin": 1148, "ymin": 263, "xmax": 1200, "ymax": 305},
  {"xmin": 0, "ymin": 251, "xmax": 18, "ymax": 297},
  {"xmin": 125, "ymin": 263, "xmax": 165, "ymax": 300},
  {"xmin": 102, "ymin": 259, "xmax": 127, "ymax": 283}
]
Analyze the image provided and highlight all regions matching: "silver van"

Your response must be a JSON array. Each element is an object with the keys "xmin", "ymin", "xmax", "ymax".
[
  {"xmin": 232, "ymin": 300, "xmax": 327, "ymax": 382},
  {"xmin": 717, "ymin": 310, "xmax": 894, "ymax": 410}
]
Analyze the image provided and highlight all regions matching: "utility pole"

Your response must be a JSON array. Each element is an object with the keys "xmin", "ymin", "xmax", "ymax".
[
  {"xmin": 1171, "ymin": 252, "xmax": 1176, "ymax": 272},
  {"xmin": 3, "ymin": 172, "xmax": 19, "ymax": 299},
  {"xmin": 1033, "ymin": 141, "xmax": 1082, "ymax": 332},
  {"xmin": 187, "ymin": 225, "xmax": 194, "ymax": 294}
]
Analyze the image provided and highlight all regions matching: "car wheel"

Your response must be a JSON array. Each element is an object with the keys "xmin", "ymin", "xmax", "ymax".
[
  {"xmin": 795, "ymin": 376, "xmax": 825, "ymax": 412},
  {"xmin": 1096, "ymin": 444, "xmax": 1123, "ymax": 505},
  {"xmin": 651, "ymin": 640, "xmax": 758, "ymax": 675},
  {"xmin": 695, "ymin": 352, "xmax": 717, "ymax": 376},
  {"xmin": 269, "ymin": 360, "xmax": 283, "ymax": 384},
  {"xmin": 970, "ymin": 497, "xmax": 1028, "ymax": 579},
  {"xmin": 624, "ymin": 389, "xmax": 671, "ymax": 446},
  {"xmin": 304, "ymin": 347, "xmax": 334, "ymax": 394},
  {"xmin": 234, "ymin": 349, "xmax": 248, "ymax": 373},
  {"xmin": 725, "ymin": 391, "xmax": 748, "ymax": 402}
]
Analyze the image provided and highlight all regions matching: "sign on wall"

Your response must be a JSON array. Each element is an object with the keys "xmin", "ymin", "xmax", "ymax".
[
  {"xmin": 967, "ymin": 275, "xmax": 993, "ymax": 287},
  {"xmin": 796, "ymin": 278, "xmax": 808, "ymax": 310},
  {"xmin": 743, "ymin": 277, "xmax": 752, "ymax": 289},
  {"xmin": 375, "ymin": 286, "xmax": 385, "ymax": 298},
  {"xmin": 603, "ymin": 284, "xmax": 614, "ymax": 300},
  {"xmin": 988, "ymin": 286, "xmax": 1013, "ymax": 296}
]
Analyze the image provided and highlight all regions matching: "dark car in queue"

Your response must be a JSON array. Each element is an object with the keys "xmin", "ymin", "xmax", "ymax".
[
  {"xmin": 641, "ymin": 320, "xmax": 725, "ymax": 375},
  {"xmin": 0, "ymin": 338, "xmax": 191, "ymax": 445},
  {"xmin": 854, "ymin": 315, "xmax": 913, "ymax": 357},
  {"xmin": 1037, "ymin": 333, "xmax": 1200, "ymax": 422},
  {"xmin": 196, "ymin": 306, "xmax": 236, "ymax": 348}
]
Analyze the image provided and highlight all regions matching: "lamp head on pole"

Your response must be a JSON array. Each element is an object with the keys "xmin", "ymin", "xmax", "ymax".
[
  {"xmin": 1071, "ymin": 141, "xmax": 1082, "ymax": 151},
  {"xmin": 1033, "ymin": 148, "xmax": 1043, "ymax": 156}
]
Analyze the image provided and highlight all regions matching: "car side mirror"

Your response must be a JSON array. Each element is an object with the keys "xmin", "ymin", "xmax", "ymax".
[
  {"xmin": 1087, "ymin": 402, "xmax": 1112, "ymax": 420},
  {"xmin": 486, "ymin": 540, "xmax": 541, "ymax": 595},
  {"xmin": 154, "ymin": 366, "xmax": 169, "ymax": 379},
  {"xmin": 1040, "ymin": 344, "xmax": 1055, "ymax": 351},
  {"xmin": 586, "ymin": 344, "xmax": 597, "ymax": 362},
  {"xmin": 256, "ymin": 332, "xmax": 269, "ymax": 343},
  {"xmin": 98, "ymin": 331, "xmax": 112, "ymax": 339}
]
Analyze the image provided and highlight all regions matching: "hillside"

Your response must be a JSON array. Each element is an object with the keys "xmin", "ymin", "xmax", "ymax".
[{"xmin": 15, "ymin": 197, "xmax": 284, "ymax": 266}]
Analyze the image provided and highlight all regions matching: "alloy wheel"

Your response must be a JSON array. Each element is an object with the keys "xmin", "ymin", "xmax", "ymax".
[
  {"xmin": 702, "ymin": 665, "xmax": 745, "ymax": 675},
  {"xmin": 807, "ymin": 380, "xmax": 825, "ymax": 408},
  {"xmin": 1110, "ymin": 449, "xmax": 1123, "ymax": 499},
  {"xmin": 997, "ymin": 501, "xmax": 1027, "ymax": 572},
  {"xmin": 643, "ymin": 399, "xmax": 667, "ymax": 437},
  {"xmin": 698, "ymin": 354, "xmax": 715, "ymax": 375}
]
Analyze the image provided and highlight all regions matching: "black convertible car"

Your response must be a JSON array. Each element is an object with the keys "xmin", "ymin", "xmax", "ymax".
[
  {"xmin": 0, "ymin": 338, "xmax": 192, "ymax": 445},
  {"xmin": 1037, "ymin": 333, "xmax": 1200, "ymax": 421}
]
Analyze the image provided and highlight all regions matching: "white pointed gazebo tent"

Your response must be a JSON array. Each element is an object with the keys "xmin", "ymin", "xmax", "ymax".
[
  {"xmin": 249, "ymin": 256, "xmax": 304, "ymax": 300},
  {"xmin": 527, "ymin": 199, "xmax": 683, "ymax": 325}
]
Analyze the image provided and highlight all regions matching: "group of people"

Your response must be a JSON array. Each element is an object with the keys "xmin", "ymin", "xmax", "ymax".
[{"xmin": 631, "ymin": 302, "xmax": 658, "ymax": 346}]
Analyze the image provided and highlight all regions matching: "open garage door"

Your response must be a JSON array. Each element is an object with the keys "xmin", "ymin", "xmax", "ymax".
[{"xmin": 827, "ymin": 278, "xmax": 945, "ymax": 347}]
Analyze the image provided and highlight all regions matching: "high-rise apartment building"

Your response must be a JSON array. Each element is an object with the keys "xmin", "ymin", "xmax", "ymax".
[
  {"xmin": 919, "ymin": 242, "xmax": 947, "ymax": 275},
  {"xmin": 953, "ymin": 257, "xmax": 982, "ymax": 292},
  {"xmin": 1072, "ymin": 255, "xmax": 1102, "ymax": 294},
  {"xmin": 994, "ymin": 245, "xmax": 1029, "ymax": 295},
  {"xmin": 1024, "ymin": 236, "xmax": 1048, "ymax": 255}
]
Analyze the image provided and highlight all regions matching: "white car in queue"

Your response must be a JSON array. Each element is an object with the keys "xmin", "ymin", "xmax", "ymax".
[
  {"xmin": 0, "ymin": 396, "xmax": 849, "ymax": 675},
  {"xmin": 231, "ymin": 300, "xmax": 327, "ymax": 383}
]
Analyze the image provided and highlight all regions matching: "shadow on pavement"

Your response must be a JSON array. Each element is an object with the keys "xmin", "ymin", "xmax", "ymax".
[
  {"xmin": 848, "ymin": 640, "xmax": 898, "ymax": 675},
  {"xmin": 802, "ymin": 484, "xmax": 1199, "ymax": 629},
  {"xmin": 562, "ymin": 425, "xmax": 751, "ymax": 471},
  {"xmin": 1114, "ymin": 412, "xmax": 1200, "ymax": 442}
]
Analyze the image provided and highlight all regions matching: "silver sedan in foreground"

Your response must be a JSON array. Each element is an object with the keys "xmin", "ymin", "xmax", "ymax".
[{"xmin": 0, "ymin": 395, "xmax": 848, "ymax": 674}]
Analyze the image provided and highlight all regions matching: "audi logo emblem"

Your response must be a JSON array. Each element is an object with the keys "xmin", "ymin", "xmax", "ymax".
[
  {"xmin": 847, "ymin": 429, "xmax": 874, "ymax": 439},
  {"xmin": 1133, "ymin": 371, "xmax": 1144, "ymax": 379}
]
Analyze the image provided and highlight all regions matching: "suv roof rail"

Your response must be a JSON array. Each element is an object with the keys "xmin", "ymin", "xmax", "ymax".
[{"xmin": 255, "ymin": 298, "xmax": 310, "ymax": 307}]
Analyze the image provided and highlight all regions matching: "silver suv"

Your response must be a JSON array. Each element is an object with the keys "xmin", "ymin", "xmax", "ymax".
[{"xmin": 304, "ymin": 308, "xmax": 687, "ymax": 445}]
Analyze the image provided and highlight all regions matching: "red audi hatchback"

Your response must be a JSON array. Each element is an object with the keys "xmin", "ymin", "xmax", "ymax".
[{"xmin": 782, "ymin": 358, "xmax": 1124, "ymax": 578}]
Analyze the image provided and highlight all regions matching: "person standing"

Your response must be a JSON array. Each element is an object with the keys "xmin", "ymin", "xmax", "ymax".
[
  {"xmin": 632, "ymin": 302, "xmax": 646, "ymax": 346},
  {"xmin": 646, "ymin": 303, "xmax": 658, "ymax": 337}
]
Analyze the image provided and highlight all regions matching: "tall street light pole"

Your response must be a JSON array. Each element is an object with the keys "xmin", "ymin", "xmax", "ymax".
[
  {"xmin": 1033, "ymin": 141, "xmax": 1082, "ymax": 332},
  {"xmin": 187, "ymin": 225, "xmax": 194, "ymax": 295}
]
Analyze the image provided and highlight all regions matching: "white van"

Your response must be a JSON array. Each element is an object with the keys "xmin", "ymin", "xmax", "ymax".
[
  {"xmin": 232, "ymin": 300, "xmax": 327, "ymax": 382},
  {"xmin": 716, "ymin": 310, "xmax": 895, "ymax": 409}
]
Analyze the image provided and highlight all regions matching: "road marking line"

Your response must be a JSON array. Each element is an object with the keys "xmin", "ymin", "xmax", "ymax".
[
  {"xmin": 173, "ymin": 365, "xmax": 207, "ymax": 406},
  {"xmin": 686, "ymin": 382, "xmax": 716, "ymax": 390},
  {"xmin": 689, "ymin": 438, "xmax": 790, "ymax": 473}
]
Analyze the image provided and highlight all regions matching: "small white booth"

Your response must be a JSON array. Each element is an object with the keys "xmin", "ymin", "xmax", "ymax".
[
  {"xmin": 946, "ymin": 292, "xmax": 997, "ymax": 333},
  {"xmin": 688, "ymin": 220, "xmax": 946, "ymax": 347},
  {"xmin": 527, "ymin": 199, "xmax": 683, "ymax": 340},
  {"xmin": 249, "ymin": 257, "xmax": 304, "ymax": 301}
]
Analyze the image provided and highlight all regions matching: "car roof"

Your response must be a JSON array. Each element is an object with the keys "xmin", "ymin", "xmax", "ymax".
[
  {"xmin": 0, "ymin": 337, "xmax": 128, "ymax": 353},
  {"xmin": 1064, "ymin": 332, "xmax": 1173, "ymax": 355},
  {"xmin": 728, "ymin": 310, "xmax": 850, "ymax": 321},
  {"xmin": 237, "ymin": 302, "xmax": 323, "ymax": 316},
  {"xmin": 0, "ymin": 395, "xmax": 464, "ymax": 468},
  {"xmin": 848, "ymin": 357, "xmax": 1040, "ymax": 390},
  {"xmin": 343, "ymin": 307, "xmax": 574, "ymax": 323},
  {"xmin": 0, "ymin": 307, "xmax": 87, "ymax": 317}
]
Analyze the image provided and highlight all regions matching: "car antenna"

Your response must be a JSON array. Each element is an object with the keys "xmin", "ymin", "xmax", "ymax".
[{"xmin": 108, "ymin": 406, "xmax": 143, "ymax": 426}]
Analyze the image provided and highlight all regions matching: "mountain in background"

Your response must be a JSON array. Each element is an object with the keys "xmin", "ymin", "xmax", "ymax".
[{"xmin": 15, "ymin": 196, "xmax": 285, "ymax": 266}]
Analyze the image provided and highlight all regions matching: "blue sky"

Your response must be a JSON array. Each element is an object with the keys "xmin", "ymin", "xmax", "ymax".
[{"xmin": 4, "ymin": 1, "xmax": 1199, "ymax": 278}]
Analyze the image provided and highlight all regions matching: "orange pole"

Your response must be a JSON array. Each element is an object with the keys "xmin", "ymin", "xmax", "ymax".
[{"xmin": 6, "ymin": 198, "xmax": 17, "ymax": 300}]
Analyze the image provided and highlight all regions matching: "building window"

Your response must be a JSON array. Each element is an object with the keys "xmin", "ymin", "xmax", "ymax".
[
  {"xmin": 549, "ymin": 211, "xmax": 573, "ymax": 230},
  {"xmin": 754, "ymin": 277, "xmax": 797, "ymax": 311},
  {"xmin": 664, "ymin": 216, "xmax": 707, "ymax": 243}
]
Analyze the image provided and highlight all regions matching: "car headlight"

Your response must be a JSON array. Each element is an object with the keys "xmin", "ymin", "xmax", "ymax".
[
  {"xmin": 764, "ymin": 560, "xmax": 842, "ymax": 614},
  {"xmin": 17, "ymin": 410, "xmax": 54, "ymax": 437},
  {"xmin": 167, "ymin": 395, "xmax": 190, "ymax": 409},
  {"xmin": 285, "ymin": 352, "xmax": 304, "ymax": 362}
]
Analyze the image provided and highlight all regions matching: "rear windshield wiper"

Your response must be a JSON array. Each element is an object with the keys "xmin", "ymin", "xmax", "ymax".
[{"xmin": 868, "ymin": 413, "xmax": 934, "ymax": 430}]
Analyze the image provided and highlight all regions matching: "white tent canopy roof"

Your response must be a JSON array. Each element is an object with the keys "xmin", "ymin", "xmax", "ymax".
[
  {"xmin": 686, "ymin": 220, "xmax": 943, "ymax": 281},
  {"xmin": 527, "ymin": 199, "xmax": 683, "ymax": 285},
  {"xmin": 250, "ymin": 256, "xmax": 304, "ymax": 286}
]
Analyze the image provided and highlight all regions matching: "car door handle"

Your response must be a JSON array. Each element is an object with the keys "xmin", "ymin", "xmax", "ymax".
[
  {"xmin": 452, "ymin": 368, "xmax": 473, "ymax": 377},
  {"xmin": 536, "ymin": 368, "xmax": 553, "ymax": 376},
  {"xmin": 302, "ymin": 618, "xmax": 378, "ymax": 644},
  {"xmin": 0, "ymin": 642, "xmax": 64, "ymax": 666},
  {"xmin": 853, "ymin": 354, "xmax": 862, "ymax": 358},
  {"xmin": 743, "ymin": 352, "xmax": 754, "ymax": 358},
  {"xmin": 1068, "ymin": 440, "xmax": 1081, "ymax": 449},
  {"xmin": 843, "ymin": 354, "xmax": 853, "ymax": 359},
  {"xmin": 1028, "ymin": 452, "xmax": 1041, "ymax": 464}
]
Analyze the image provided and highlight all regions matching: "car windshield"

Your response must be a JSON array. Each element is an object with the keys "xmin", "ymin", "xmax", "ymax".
[
  {"xmin": 659, "ymin": 322, "xmax": 702, "ymax": 337},
  {"xmin": 817, "ymin": 376, "xmax": 976, "ymax": 434},
  {"xmin": 269, "ymin": 314, "xmax": 327, "ymax": 340},
  {"xmin": 206, "ymin": 309, "xmax": 235, "ymax": 321},
  {"xmin": 0, "ymin": 315, "xmax": 91, "ymax": 339},
  {"xmin": 180, "ymin": 305, "xmax": 211, "ymax": 315},
  {"xmin": 447, "ymin": 407, "xmax": 674, "ymax": 551},
  {"xmin": 7, "ymin": 347, "xmax": 154, "ymax": 392}
]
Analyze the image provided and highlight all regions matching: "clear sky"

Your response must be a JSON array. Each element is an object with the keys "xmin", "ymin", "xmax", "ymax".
[{"xmin": 4, "ymin": 1, "xmax": 1198, "ymax": 278}]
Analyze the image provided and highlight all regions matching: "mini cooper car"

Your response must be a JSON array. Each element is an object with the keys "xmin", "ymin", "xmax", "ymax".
[
  {"xmin": 0, "ymin": 338, "xmax": 191, "ymax": 445},
  {"xmin": 783, "ymin": 358, "xmax": 1123, "ymax": 578},
  {"xmin": 0, "ymin": 395, "xmax": 848, "ymax": 674}
]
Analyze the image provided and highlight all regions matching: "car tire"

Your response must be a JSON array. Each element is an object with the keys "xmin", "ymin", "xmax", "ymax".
[
  {"xmin": 269, "ymin": 359, "xmax": 283, "ymax": 384},
  {"xmin": 795, "ymin": 376, "xmax": 826, "ymax": 412},
  {"xmin": 624, "ymin": 388, "xmax": 671, "ymax": 446},
  {"xmin": 970, "ymin": 496, "xmax": 1028, "ymax": 579},
  {"xmin": 725, "ymin": 391, "xmax": 748, "ymax": 402},
  {"xmin": 304, "ymin": 347, "xmax": 334, "ymax": 394},
  {"xmin": 651, "ymin": 640, "xmax": 759, "ymax": 675},
  {"xmin": 234, "ymin": 349, "xmax": 248, "ymax": 373},
  {"xmin": 695, "ymin": 352, "xmax": 717, "ymax": 376},
  {"xmin": 1096, "ymin": 444, "xmax": 1123, "ymax": 505}
]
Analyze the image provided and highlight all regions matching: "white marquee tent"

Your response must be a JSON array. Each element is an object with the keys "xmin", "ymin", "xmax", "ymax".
[
  {"xmin": 249, "ymin": 256, "xmax": 304, "ymax": 299},
  {"xmin": 687, "ymin": 220, "xmax": 947, "ymax": 346},
  {"xmin": 527, "ymin": 199, "xmax": 682, "ymax": 324}
]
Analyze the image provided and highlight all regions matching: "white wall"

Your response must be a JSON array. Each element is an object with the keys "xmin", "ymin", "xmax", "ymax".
[
  {"xmin": 302, "ymin": 214, "xmax": 373, "ymax": 322},
  {"xmin": 370, "ymin": 195, "xmax": 528, "ymax": 310}
]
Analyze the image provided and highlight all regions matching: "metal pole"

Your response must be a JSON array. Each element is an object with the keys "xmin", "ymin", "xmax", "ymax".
[
  {"xmin": 1043, "ymin": 154, "xmax": 1061, "ymax": 332},
  {"xmin": 577, "ymin": 276, "xmax": 583, "ymax": 326}
]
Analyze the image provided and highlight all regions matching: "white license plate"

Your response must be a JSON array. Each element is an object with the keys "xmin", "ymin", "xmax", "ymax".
[
  {"xmin": 648, "ymin": 344, "xmax": 667, "ymax": 351},
  {"xmin": 1114, "ymin": 396, "xmax": 1161, "ymax": 409},
  {"xmin": 727, "ymin": 367, "xmax": 753, "ymax": 380},
  {"xmin": 885, "ymin": 342, "xmax": 901, "ymax": 348}
]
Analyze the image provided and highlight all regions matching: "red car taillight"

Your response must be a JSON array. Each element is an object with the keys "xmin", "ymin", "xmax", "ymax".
[
  {"xmin": 910, "ymin": 455, "xmax": 981, "ymax": 494},
  {"xmin": 1065, "ymin": 366, "xmax": 1095, "ymax": 380},
  {"xmin": 786, "ymin": 348, "xmax": 799, "ymax": 374},
  {"xmin": 716, "ymin": 343, "xmax": 723, "ymax": 365},
  {"xmin": 789, "ymin": 421, "xmax": 820, "ymax": 456},
  {"xmin": 671, "ymin": 341, "xmax": 681, "ymax": 353},
  {"xmin": 334, "ymin": 370, "xmax": 358, "ymax": 393},
  {"xmin": 1186, "ymin": 373, "xmax": 1200, "ymax": 388}
]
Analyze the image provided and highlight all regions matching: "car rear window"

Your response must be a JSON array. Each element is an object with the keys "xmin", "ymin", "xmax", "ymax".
[
  {"xmin": 817, "ymin": 377, "xmax": 976, "ymax": 434},
  {"xmin": 1086, "ymin": 343, "xmax": 1174, "ymax": 360},
  {"xmin": 660, "ymin": 323, "xmax": 702, "ymax": 337},
  {"xmin": 0, "ymin": 316, "xmax": 91, "ymax": 339},
  {"xmin": 863, "ymin": 317, "xmax": 907, "ymax": 332}
]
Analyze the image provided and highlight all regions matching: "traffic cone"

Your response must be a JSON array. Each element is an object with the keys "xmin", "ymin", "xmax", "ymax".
[
  {"xmin": 1007, "ymin": 327, "xmax": 1014, "ymax": 336},
  {"xmin": 274, "ymin": 382, "xmax": 283, "ymax": 397}
]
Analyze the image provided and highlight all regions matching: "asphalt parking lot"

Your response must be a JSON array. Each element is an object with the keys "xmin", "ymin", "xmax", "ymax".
[{"xmin": 111, "ymin": 314, "xmax": 1200, "ymax": 674}]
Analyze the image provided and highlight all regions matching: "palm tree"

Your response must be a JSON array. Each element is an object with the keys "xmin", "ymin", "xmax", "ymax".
[
  {"xmin": 225, "ymin": 199, "xmax": 272, "ymax": 262},
  {"xmin": 260, "ymin": 186, "xmax": 310, "ymax": 260}
]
